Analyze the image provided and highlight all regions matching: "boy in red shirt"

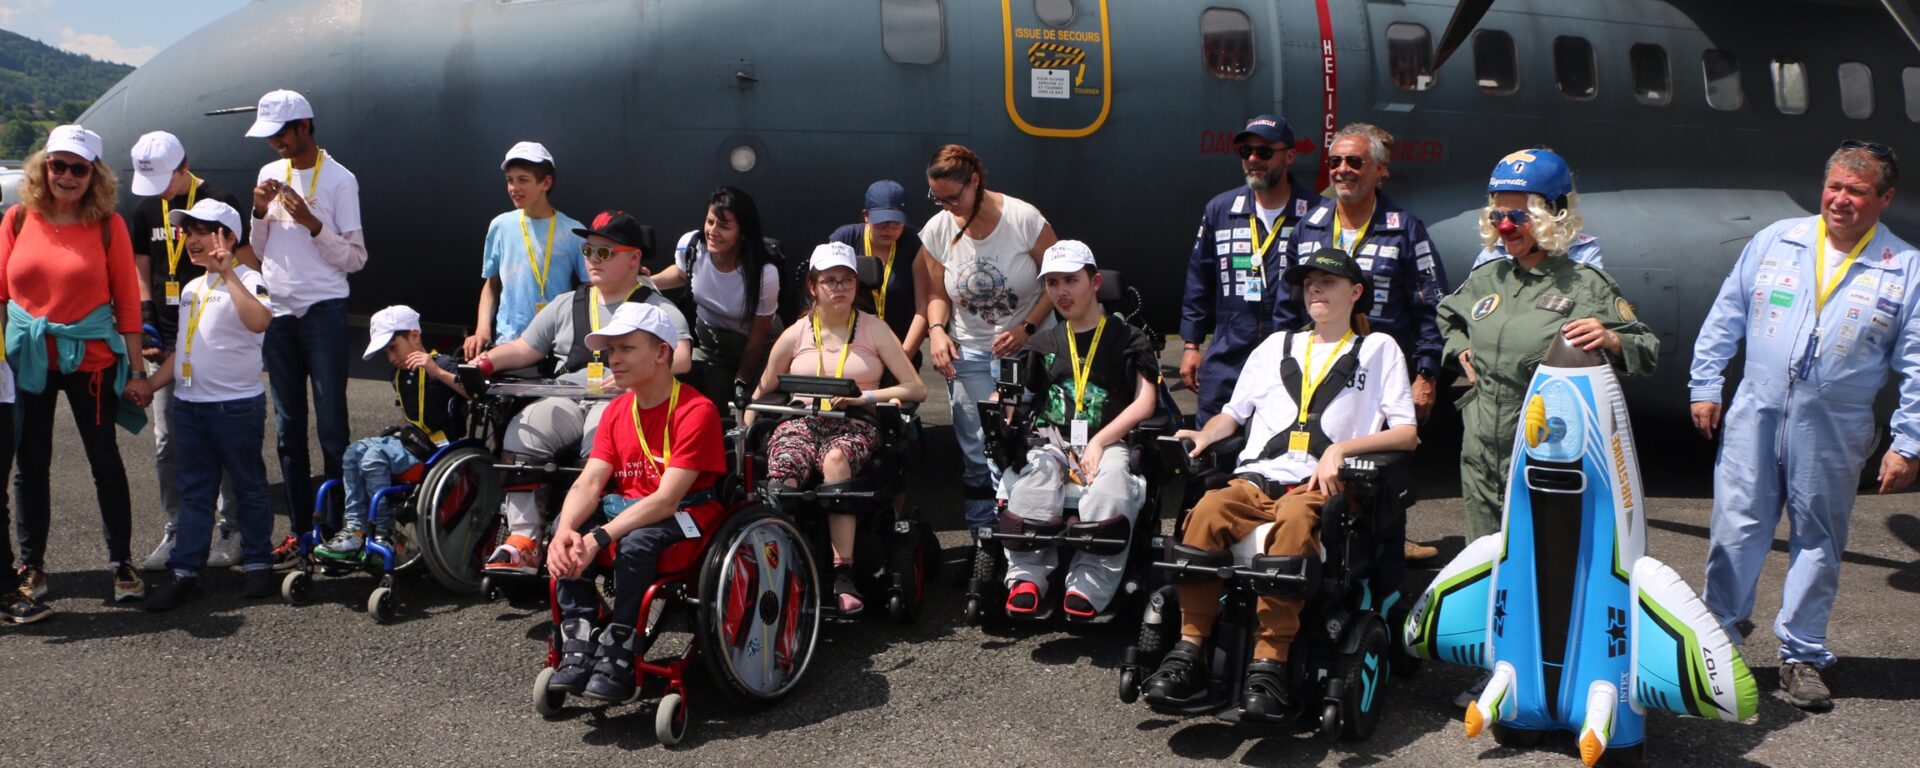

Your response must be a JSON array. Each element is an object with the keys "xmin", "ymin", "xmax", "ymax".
[{"xmin": 545, "ymin": 302, "xmax": 727, "ymax": 702}]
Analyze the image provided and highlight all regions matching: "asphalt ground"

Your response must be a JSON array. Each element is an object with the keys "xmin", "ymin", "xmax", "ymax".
[{"xmin": 2, "ymin": 358, "xmax": 1916, "ymax": 767}]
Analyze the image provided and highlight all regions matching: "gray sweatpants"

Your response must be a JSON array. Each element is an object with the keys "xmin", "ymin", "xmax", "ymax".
[
  {"xmin": 1002, "ymin": 445, "xmax": 1145, "ymax": 611},
  {"xmin": 499, "ymin": 395, "xmax": 610, "ymax": 539}
]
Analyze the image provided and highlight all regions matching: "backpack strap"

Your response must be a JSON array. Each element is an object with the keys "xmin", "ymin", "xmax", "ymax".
[
  {"xmin": 560, "ymin": 284, "xmax": 656, "ymax": 374},
  {"xmin": 1254, "ymin": 332, "xmax": 1367, "ymax": 462}
]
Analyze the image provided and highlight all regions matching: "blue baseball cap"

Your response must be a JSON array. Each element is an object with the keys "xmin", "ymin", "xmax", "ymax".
[
  {"xmin": 1487, "ymin": 148, "xmax": 1574, "ymax": 201},
  {"xmin": 1234, "ymin": 114, "xmax": 1295, "ymax": 146},
  {"xmin": 863, "ymin": 180, "xmax": 909, "ymax": 225}
]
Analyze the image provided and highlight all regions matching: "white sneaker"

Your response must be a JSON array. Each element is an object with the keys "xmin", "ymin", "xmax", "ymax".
[
  {"xmin": 206, "ymin": 529, "xmax": 242, "ymax": 569},
  {"xmin": 140, "ymin": 531, "xmax": 177, "ymax": 572}
]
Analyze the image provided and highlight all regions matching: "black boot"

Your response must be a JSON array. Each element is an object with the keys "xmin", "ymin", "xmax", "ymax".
[
  {"xmin": 1143, "ymin": 641, "xmax": 1207, "ymax": 706},
  {"xmin": 1240, "ymin": 660, "xmax": 1294, "ymax": 720},
  {"xmin": 546, "ymin": 618, "xmax": 598, "ymax": 695},
  {"xmin": 143, "ymin": 573, "xmax": 203, "ymax": 612},
  {"xmin": 582, "ymin": 624, "xmax": 639, "ymax": 702}
]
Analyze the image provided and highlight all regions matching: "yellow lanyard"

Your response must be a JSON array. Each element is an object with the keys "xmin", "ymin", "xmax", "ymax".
[
  {"xmin": 520, "ymin": 211, "xmax": 557, "ymax": 300},
  {"xmin": 394, "ymin": 351, "xmax": 441, "ymax": 435},
  {"xmin": 159, "ymin": 176, "xmax": 199, "ymax": 280},
  {"xmin": 1332, "ymin": 203, "xmax": 1374, "ymax": 253},
  {"xmin": 632, "ymin": 380, "xmax": 680, "ymax": 474},
  {"xmin": 865, "ymin": 227, "xmax": 897, "ymax": 320},
  {"xmin": 1249, "ymin": 212, "xmax": 1282, "ymax": 273},
  {"xmin": 1813, "ymin": 218, "xmax": 1875, "ymax": 316},
  {"xmin": 1297, "ymin": 330, "xmax": 1355, "ymax": 426},
  {"xmin": 1065, "ymin": 316, "xmax": 1108, "ymax": 417},
  {"xmin": 813, "ymin": 311, "xmax": 857, "ymax": 410},
  {"xmin": 283, "ymin": 150, "xmax": 325, "ymax": 199},
  {"xmin": 589, "ymin": 286, "xmax": 608, "ymax": 362},
  {"xmin": 182, "ymin": 274, "xmax": 225, "ymax": 377}
]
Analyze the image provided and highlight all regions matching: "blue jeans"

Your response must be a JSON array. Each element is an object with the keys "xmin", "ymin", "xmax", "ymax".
[
  {"xmin": 168, "ymin": 395, "xmax": 275, "ymax": 573},
  {"xmin": 947, "ymin": 345, "xmax": 1001, "ymax": 530},
  {"xmin": 341, "ymin": 436, "xmax": 421, "ymax": 535},
  {"xmin": 264, "ymin": 298, "xmax": 351, "ymax": 532}
]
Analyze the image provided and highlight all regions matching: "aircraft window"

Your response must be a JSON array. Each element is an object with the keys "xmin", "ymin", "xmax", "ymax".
[
  {"xmin": 1036, "ymin": 0, "xmax": 1074, "ymax": 27},
  {"xmin": 1771, "ymin": 57, "xmax": 1808, "ymax": 115},
  {"xmin": 1904, "ymin": 68, "xmax": 1920, "ymax": 122},
  {"xmin": 1839, "ymin": 62, "xmax": 1874, "ymax": 119},
  {"xmin": 1387, "ymin": 23, "xmax": 1435, "ymax": 91},
  {"xmin": 1629, "ymin": 44, "xmax": 1671, "ymax": 105},
  {"xmin": 881, "ymin": 0, "xmax": 944, "ymax": 65},
  {"xmin": 1474, "ymin": 30, "xmax": 1518, "ymax": 95},
  {"xmin": 1202, "ymin": 8, "xmax": 1254, "ymax": 80},
  {"xmin": 1702, "ymin": 49, "xmax": 1743, "ymax": 111},
  {"xmin": 1554, "ymin": 36, "xmax": 1597, "ymax": 100}
]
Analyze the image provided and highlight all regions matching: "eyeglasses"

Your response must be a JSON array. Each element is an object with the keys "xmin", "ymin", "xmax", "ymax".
[
  {"xmin": 817, "ymin": 276, "xmax": 858, "ymax": 290},
  {"xmin": 46, "ymin": 158, "xmax": 92, "ymax": 178},
  {"xmin": 1487, "ymin": 209, "xmax": 1532, "ymax": 227},
  {"xmin": 1236, "ymin": 145, "xmax": 1277, "ymax": 161},
  {"xmin": 926, "ymin": 179, "xmax": 972, "ymax": 207},
  {"xmin": 581, "ymin": 243, "xmax": 640, "ymax": 262},
  {"xmin": 1327, "ymin": 155, "xmax": 1368, "ymax": 170}
]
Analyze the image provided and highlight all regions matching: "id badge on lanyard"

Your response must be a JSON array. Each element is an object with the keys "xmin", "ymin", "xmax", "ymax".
[
  {"xmin": 1070, "ymin": 418, "xmax": 1090, "ymax": 448},
  {"xmin": 1795, "ymin": 329, "xmax": 1819, "ymax": 381},
  {"xmin": 587, "ymin": 361, "xmax": 606, "ymax": 395},
  {"xmin": 1283, "ymin": 429, "xmax": 1310, "ymax": 463},
  {"xmin": 164, "ymin": 280, "xmax": 182, "ymax": 306}
]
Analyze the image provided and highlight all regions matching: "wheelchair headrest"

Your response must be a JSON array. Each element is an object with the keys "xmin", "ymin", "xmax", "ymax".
[
  {"xmin": 1096, "ymin": 269, "xmax": 1124, "ymax": 304},
  {"xmin": 851, "ymin": 253, "xmax": 883, "ymax": 286}
]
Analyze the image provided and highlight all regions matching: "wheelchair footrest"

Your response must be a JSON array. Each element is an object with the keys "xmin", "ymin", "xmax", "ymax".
[
  {"xmin": 1061, "ymin": 516, "xmax": 1131, "ymax": 557},
  {"xmin": 1244, "ymin": 553, "xmax": 1320, "ymax": 599}
]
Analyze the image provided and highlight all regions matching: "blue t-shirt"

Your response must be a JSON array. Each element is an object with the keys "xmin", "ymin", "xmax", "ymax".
[{"xmin": 480, "ymin": 209, "xmax": 590, "ymax": 343}]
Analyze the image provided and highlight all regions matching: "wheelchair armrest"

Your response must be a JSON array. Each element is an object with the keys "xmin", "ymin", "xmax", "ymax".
[
  {"xmin": 457, "ymin": 364, "xmax": 490, "ymax": 398},
  {"xmin": 1336, "ymin": 450, "xmax": 1416, "ymax": 526},
  {"xmin": 1337, "ymin": 451, "xmax": 1413, "ymax": 486},
  {"xmin": 1192, "ymin": 434, "xmax": 1247, "ymax": 475}
]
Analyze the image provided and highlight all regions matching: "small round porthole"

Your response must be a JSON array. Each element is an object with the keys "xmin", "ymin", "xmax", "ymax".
[{"xmin": 729, "ymin": 145, "xmax": 758, "ymax": 173}]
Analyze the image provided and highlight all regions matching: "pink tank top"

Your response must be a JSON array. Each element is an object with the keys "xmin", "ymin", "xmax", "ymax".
[{"xmin": 787, "ymin": 311, "xmax": 884, "ymax": 390}]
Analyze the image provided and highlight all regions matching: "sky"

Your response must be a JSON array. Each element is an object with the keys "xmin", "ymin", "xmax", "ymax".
[{"xmin": 0, "ymin": 0, "xmax": 250, "ymax": 66}]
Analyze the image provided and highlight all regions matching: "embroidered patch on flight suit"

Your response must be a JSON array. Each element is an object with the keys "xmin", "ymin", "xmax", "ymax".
[
  {"xmin": 1472, "ymin": 294, "xmax": 1500, "ymax": 319},
  {"xmin": 1614, "ymin": 297, "xmax": 1636, "ymax": 322},
  {"xmin": 1386, "ymin": 212, "xmax": 1402, "ymax": 228},
  {"xmin": 1535, "ymin": 294, "xmax": 1575, "ymax": 315}
]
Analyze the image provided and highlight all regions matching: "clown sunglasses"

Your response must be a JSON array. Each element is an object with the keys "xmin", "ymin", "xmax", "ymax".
[{"xmin": 1487, "ymin": 208, "xmax": 1533, "ymax": 227}]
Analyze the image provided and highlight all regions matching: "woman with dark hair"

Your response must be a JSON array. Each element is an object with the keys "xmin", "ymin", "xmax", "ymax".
[
  {"xmin": 652, "ymin": 186, "xmax": 782, "ymax": 406},
  {"xmin": 918, "ymin": 144, "xmax": 1059, "ymax": 534},
  {"xmin": 0, "ymin": 124, "xmax": 152, "ymax": 608}
]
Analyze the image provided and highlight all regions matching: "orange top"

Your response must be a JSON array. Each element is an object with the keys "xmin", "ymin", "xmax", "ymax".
[{"xmin": 0, "ymin": 207, "xmax": 143, "ymax": 371}]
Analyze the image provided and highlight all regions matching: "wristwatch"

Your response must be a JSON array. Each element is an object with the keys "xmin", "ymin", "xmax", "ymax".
[
  {"xmin": 589, "ymin": 526, "xmax": 612, "ymax": 548},
  {"xmin": 929, "ymin": 322, "xmax": 946, "ymax": 335},
  {"xmin": 1183, "ymin": 341, "xmax": 1202, "ymax": 351},
  {"xmin": 1021, "ymin": 321, "xmax": 1038, "ymax": 336}
]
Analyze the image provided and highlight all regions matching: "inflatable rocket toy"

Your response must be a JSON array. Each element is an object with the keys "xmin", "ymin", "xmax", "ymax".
[{"xmin": 1405, "ymin": 336, "xmax": 1757, "ymax": 766}]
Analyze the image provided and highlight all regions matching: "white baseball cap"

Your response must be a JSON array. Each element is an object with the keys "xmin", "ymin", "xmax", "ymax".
[
  {"xmin": 246, "ymin": 90, "xmax": 314, "ymax": 138},
  {"xmin": 45, "ymin": 124, "xmax": 102, "ymax": 162},
  {"xmin": 585, "ymin": 302, "xmax": 677, "ymax": 351},
  {"xmin": 130, "ymin": 131, "xmax": 186, "ymax": 197},
  {"xmin": 364, "ymin": 305, "xmax": 422, "ymax": 360},
  {"xmin": 166, "ymin": 199, "xmax": 243, "ymax": 239},
  {"xmin": 501, "ymin": 141, "xmax": 555, "ymax": 170},
  {"xmin": 809, "ymin": 241, "xmax": 857, "ymax": 274},
  {"xmin": 1039, "ymin": 239, "xmax": 1098, "ymax": 276}
]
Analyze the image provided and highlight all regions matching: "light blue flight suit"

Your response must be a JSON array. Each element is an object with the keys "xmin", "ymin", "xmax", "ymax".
[{"xmin": 1690, "ymin": 215, "xmax": 1920, "ymax": 667}]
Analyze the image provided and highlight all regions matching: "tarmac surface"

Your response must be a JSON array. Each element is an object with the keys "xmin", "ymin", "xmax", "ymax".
[{"xmin": 2, "ymin": 361, "xmax": 1916, "ymax": 767}]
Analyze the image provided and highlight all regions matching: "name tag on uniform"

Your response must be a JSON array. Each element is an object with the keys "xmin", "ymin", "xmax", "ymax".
[
  {"xmin": 1289, "ymin": 430, "xmax": 1309, "ymax": 453},
  {"xmin": 1535, "ymin": 294, "xmax": 1575, "ymax": 315},
  {"xmin": 1244, "ymin": 275, "xmax": 1263, "ymax": 302},
  {"xmin": 164, "ymin": 280, "xmax": 181, "ymax": 306}
]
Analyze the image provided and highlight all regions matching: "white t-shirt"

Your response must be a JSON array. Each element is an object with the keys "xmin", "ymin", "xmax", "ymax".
[
  {"xmin": 1225, "ymin": 331, "xmax": 1415, "ymax": 484},
  {"xmin": 172, "ymin": 265, "xmax": 272, "ymax": 403},
  {"xmin": 672, "ymin": 232, "xmax": 779, "ymax": 334},
  {"xmin": 251, "ymin": 152, "xmax": 364, "ymax": 315},
  {"xmin": 920, "ymin": 193, "xmax": 1049, "ymax": 349}
]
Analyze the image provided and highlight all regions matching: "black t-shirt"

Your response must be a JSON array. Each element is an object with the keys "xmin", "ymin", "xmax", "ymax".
[
  {"xmin": 130, "ymin": 179, "xmax": 249, "ymax": 350},
  {"xmin": 1024, "ymin": 312, "xmax": 1157, "ymax": 436},
  {"xmin": 828, "ymin": 222, "xmax": 920, "ymax": 344},
  {"xmin": 394, "ymin": 353, "xmax": 468, "ymax": 441}
]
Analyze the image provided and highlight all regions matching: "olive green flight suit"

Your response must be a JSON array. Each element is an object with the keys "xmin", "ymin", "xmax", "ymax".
[{"xmin": 1438, "ymin": 254, "xmax": 1659, "ymax": 541}]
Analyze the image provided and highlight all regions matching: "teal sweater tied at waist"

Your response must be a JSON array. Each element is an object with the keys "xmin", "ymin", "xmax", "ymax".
[{"xmin": 6, "ymin": 301, "xmax": 147, "ymax": 433}]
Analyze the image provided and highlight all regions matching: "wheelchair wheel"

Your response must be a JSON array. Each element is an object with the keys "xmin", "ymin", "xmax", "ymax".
[
  {"xmin": 532, "ymin": 667, "xmax": 566, "ymax": 718},
  {"xmin": 1386, "ymin": 597, "xmax": 1421, "ymax": 678},
  {"xmin": 1134, "ymin": 585, "xmax": 1181, "ymax": 666},
  {"xmin": 964, "ymin": 543, "xmax": 1004, "ymax": 628},
  {"xmin": 367, "ymin": 586, "xmax": 396, "ymax": 624},
  {"xmin": 695, "ymin": 506, "xmax": 821, "ymax": 708},
  {"xmin": 281, "ymin": 570, "xmax": 312, "ymax": 605},
  {"xmin": 886, "ymin": 520, "xmax": 938, "ymax": 624},
  {"xmin": 1334, "ymin": 617, "xmax": 1391, "ymax": 741},
  {"xmin": 654, "ymin": 691, "xmax": 689, "ymax": 746},
  {"xmin": 416, "ymin": 445, "xmax": 504, "ymax": 594}
]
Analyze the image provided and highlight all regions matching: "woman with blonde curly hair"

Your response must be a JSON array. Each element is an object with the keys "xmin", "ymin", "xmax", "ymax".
[{"xmin": 0, "ymin": 124, "xmax": 151, "ymax": 609}]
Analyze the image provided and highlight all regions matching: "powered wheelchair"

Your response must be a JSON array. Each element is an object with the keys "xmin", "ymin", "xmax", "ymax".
[
  {"xmin": 960, "ymin": 270, "xmax": 1181, "ymax": 628},
  {"xmin": 739, "ymin": 374, "xmax": 938, "ymax": 623},
  {"xmin": 1114, "ymin": 434, "xmax": 1423, "ymax": 741}
]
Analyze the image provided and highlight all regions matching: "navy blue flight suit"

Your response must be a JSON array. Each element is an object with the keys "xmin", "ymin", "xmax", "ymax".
[{"xmin": 1279, "ymin": 191, "xmax": 1449, "ymax": 379}]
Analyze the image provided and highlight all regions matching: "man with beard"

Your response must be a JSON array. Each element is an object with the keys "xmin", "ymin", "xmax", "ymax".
[{"xmin": 1179, "ymin": 115, "xmax": 1318, "ymax": 423}]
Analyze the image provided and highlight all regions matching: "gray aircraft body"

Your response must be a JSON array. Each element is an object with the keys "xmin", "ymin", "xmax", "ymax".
[{"xmin": 73, "ymin": 0, "xmax": 1920, "ymax": 422}]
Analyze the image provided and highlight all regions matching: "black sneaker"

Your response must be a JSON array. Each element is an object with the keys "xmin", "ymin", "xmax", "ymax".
[
  {"xmin": 143, "ymin": 574, "xmax": 204, "ymax": 613},
  {"xmin": 1143, "ymin": 641, "xmax": 1208, "ymax": 706},
  {"xmin": 0, "ymin": 593, "xmax": 51, "ymax": 624},
  {"xmin": 1781, "ymin": 662, "xmax": 1833, "ymax": 711},
  {"xmin": 548, "ymin": 618, "xmax": 598, "ymax": 696},
  {"xmin": 241, "ymin": 569, "xmax": 277, "ymax": 599},
  {"xmin": 582, "ymin": 624, "xmax": 639, "ymax": 702},
  {"xmin": 1241, "ymin": 660, "xmax": 1294, "ymax": 720}
]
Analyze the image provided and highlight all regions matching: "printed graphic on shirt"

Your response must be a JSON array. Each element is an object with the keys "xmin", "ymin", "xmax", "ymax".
[
  {"xmin": 952, "ymin": 257, "xmax": 1020, "ymax": 324},
  {"xmin": 1037, "ymin": 351, "xmax": 1112, "ymax": 429}
]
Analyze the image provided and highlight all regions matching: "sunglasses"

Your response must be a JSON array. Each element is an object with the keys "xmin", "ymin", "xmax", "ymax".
[
  {"xmin": 1327, "ymin": 155, "xmax": 1368, "ymax": 170},
  {"xmin": 1236, "ymin": 145, "xmax": 1278, "ymax": 161},
  {"xmin": 46, "ymin": 158, "xmax": 92, "ymax": 178},
  {"xmin": 1487, "ymin": 209, "xmax": 1532, "ymax": 227},
  {"xmin": 926, "ymin": 179, "xmax": 972, "ymax": 207},
  {"xmin": 581, "ymin": 243, "xmax": 640, "ymax": 262}
]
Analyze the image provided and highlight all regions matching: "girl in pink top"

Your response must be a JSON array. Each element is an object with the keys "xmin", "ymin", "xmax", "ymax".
[{"xmin": 750, "ymin": 243, "xmax": 924, "ymax": 614}]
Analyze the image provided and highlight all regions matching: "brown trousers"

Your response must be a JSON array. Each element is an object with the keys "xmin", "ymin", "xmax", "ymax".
[{"xmin": 1177, "ymin": 479, "xmax": 1325, "ymax": 661}]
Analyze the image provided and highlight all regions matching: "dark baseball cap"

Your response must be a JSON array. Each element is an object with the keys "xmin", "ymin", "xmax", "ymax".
[
  {"xmin": 864, "ymin": 180, "xmax": 909, "ymax": 225},
  {"xmin": 1283, "ymin": 247, "xmax": 1374, "ymax": 313},
  {"xmin": 1234, "ymin": 114, "xmax": 1295, "ymax": 146},
  {"xmin": 572, "ymin": 210, "xmax": 653, "ymax": 255}
]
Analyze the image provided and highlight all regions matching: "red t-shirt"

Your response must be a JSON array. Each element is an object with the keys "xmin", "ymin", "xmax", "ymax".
[
  {"xmin": 0, "ymin": 207, "xmax": 143, "ymax": 371},
  {"xmin": 591, "ymin": 382, "xmax": 728, "ymax": 529}
]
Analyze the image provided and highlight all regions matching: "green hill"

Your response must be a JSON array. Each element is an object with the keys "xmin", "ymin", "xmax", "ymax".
[{"xmin": 0, "ymin": 27, "xmax": 134, "ymax": 156}]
